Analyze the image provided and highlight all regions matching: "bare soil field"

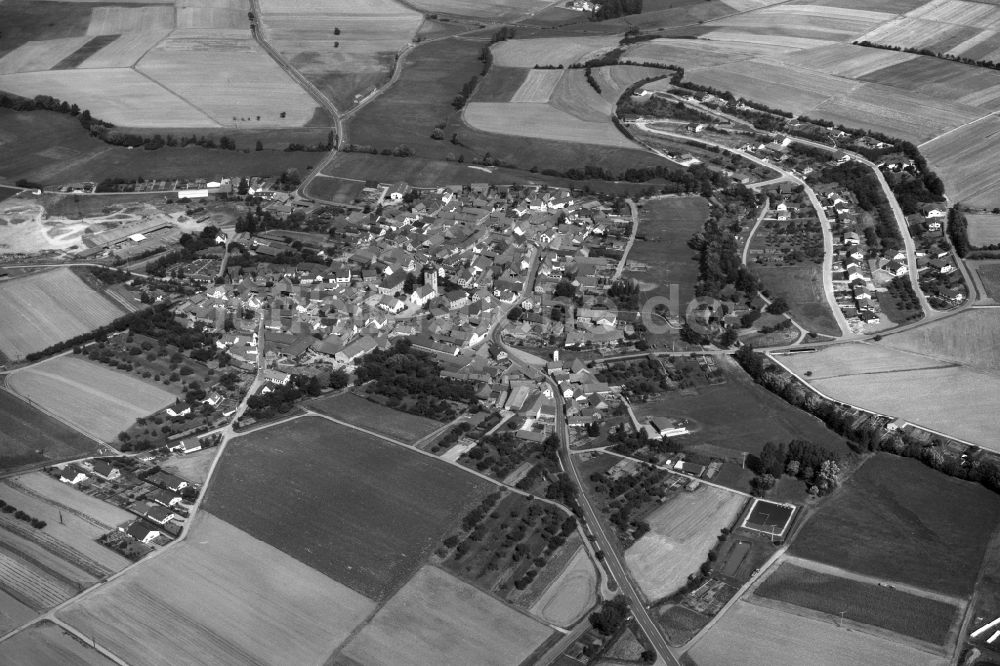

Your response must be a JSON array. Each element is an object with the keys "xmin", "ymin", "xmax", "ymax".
[
  {"xmin": 922, "ymin": 115, "xmax": 1000, "ymax": 209},
  {"xmin": 464, "ymin": 102, "xmax": 638, "ymax": 148},
  {"xmin": 779, "ymin": 342, "xmax": 952, "ymax": 379},
  {"xmin": 510, "ymin": 68, "xmax": 564, "ymax": 103},
  {"xmin": 877, "ymin": 309, "xmax": 1000, "ymax": 372},
  {"xmin": 791, "ymin": 454, "xmax": 1000, "ymax": 597},
  {"xmin": 858, "ymin": 56, "xmax": 1000, "ymax": 109},
  {"xmin": 910, "ymin": 0, "xmax": 1000, "ymax": 30},
  {"xmin": 86, "ymin": 5, "xmax": 175, "ymax": 34},
  {"xmin": 307, "ymin": 391, "xmax": 441, "ymax": 444},
  {"xmin": 205, "ymin": 416, "xmax": 490, "ymax": 600},
  {"xmin": 633, "ymin": 357, "xmax": 852, "ymax": 458},
  {"xmin": 625, "ymin": 486, "xmax": 747, "ymax": 602},
  {"xmin": 857, "ymin": 17, "xmax": 980, "ymax": 53},
  {"xmin": 7, "ymin": 356, "xmax": 176, "ymax": 442},
  {"xmin": 967, "ymin": 213, "xmax": 1000, "ymax": 246},
  {"xmin": 337, "ymin": 564, "xmax": 552, "ymax": 666},
  {"xmin": 775, "ymin": 42, "xmax": 919, "ymax": 77},
  {"xmin": 707, "ymin": 4, "xmax": 893, "ymax": 41},
  {"xmin": 0, "ymin": 268, "xmax": 124, "ymax": 359},
  {"xmin": 0, "ymin": 36, "xmax": 93, "ymax": 75},
  {"xmin": 686, "ymin": 59, "xmax": 860, "ymax": 115},
  {"xmin": 491, "ymin": 35, "xmax": 621, "ymax": 68},
  {"xmin": 698, "ymin": 28, "xmax": 838, "ymax": 52},
  {"xmin": 0, "ymin": 390, "xmax": 97, "ymax": 472},
  {"xmin": 58, "ymin": 512, "xmax": 374, "ymax": 666},
  {"xmin": 755, "ymin": 561, "xmax": 959, "ymax": 645},
  {"xmin": 625, "ymin": 37, "xmax": 791, "ymax": 68},
  {"xmin": 529, "ymin": 545, "xmax": 598, "ymax": 627},
  {"xmin": 786, "ymin": 0, "xmax": 926, "ymax": 13},
  {"xmin": 137, "ymin": 31, "xmax": 319, "ymax": 127},
  {"xmin": 0, "ymin": 620, "xmax": 115, "ymax": 666},
  {"xmin": 686, "ymin": 600, "xmax": 947, "ymax": 666},
  {"xmin": 404, "ymin": 0, "xmax": 550, "ymax": 19}
]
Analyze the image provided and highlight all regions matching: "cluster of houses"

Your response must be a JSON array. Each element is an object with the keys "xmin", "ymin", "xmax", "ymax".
[
  {"xmin": 908, "ymin": 204, "xmax": 966, "ymax": 306},
  {"xmin": 824, "ymin": 189, "xmax": 887, "ymax": 326},
  {"xmin": 173, "ymin": 184, "xmax": 635, "ymax": 386}
]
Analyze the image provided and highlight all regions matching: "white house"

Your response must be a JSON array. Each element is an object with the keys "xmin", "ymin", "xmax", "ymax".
[
  {"xmin": 59, "ymin": 465, "xmax": 88, "ymax": 485},
  {"xmin": 168, "ymin": 439, "xmax": 203, "ymax": 455}
]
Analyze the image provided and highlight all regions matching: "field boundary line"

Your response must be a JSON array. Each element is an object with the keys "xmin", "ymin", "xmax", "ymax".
[
  {"xmin": 0, "ymin": 385, "xmax": 111, "ymax": 453},
  {"xmin": 130, "ymin": 67, "xmax": 221, "ymax": 128},
  {"xmin": 918, "ymin": 111, "xmax": 998, "ymax": 149},
  {"xmin": 2, "ymin": 478, "xmax": 115, "ymax": 531}
]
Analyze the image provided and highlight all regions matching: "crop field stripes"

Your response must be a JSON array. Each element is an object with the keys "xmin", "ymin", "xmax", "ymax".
[
  {"xmin": 0, "ymin": 550, "xmax": 76, "ymax": 610},
  {"xmin": 2, "ymin": 479, "xmax": 115, "ymax": 532},
  {"xmin": 0, "ymin": 517, "xmax": 113, "ymax": 580},
  {"xmin": 131, "ymin": 66, "xmax": 222, "ymax": 130}
]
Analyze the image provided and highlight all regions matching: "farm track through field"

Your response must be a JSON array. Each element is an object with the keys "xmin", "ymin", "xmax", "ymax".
[
  {"xmin": 2, "ymin": 479, "xmax": 114, "ymax": 531},
  {"xmin": 0, "ymin": 518, "xmax": 111, "ymax": 580}
]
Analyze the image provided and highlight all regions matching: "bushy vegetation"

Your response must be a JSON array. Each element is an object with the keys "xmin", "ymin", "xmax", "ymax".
[
  {"xmin": 948, "ymin": 207, "xmax": 970, "ymax": 257},
  {"xmin": 0, "ymin": 499, "xmax": 46, "ymax": 528}
]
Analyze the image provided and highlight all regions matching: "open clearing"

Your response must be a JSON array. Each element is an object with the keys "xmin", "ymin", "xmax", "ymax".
[
  {"xmin": 625, "ymin": 485, "xmax": 746, "ymax": 602},
  {"xmin": 0, "ymin": 267, "xmax": 124, "ymax": 359},
  {"xmin": 0, "ymin": 390, "xmax": 97, "ymax": 471},
  {"xmin": 791, "ymin": 454, "xmax": 1000, "ymax": 596},
  {"xmin": 491, "ymin": 35, "xmax": 621, "ymax": 68},
  {"xmin": 753, "ymin": 264, "xmax": 840, "ymax": 337},
  {"xmin": 877, "ymin": 309, "xmax": 1000, "ymax": 372},
  {"xmin": 307, "ymin": 391, "xmax": 441, "ymax": 444},
  {"xmin": 686, "ymin": 600, "xmax": 947, "ymax": 666},
  {"xmin": 205, "ymin": 416, "xmax": 490, "ymax": 600},
  {"xmin": 529, "ymin": 545, "xmax": 597, "ymax": 627},
  {"xmin": 338, "ymin": 564, "xmax": 552, "ymax": 666},
  {"xmin": 58, "ymin": 511, "xmax": 374, "ymax": 666},
  {"xmin": 634, "ymin": 357, "xmax": 852, "ymax": 458},
  {"xmin": 755, "ymin": 561, "xmax": 959, "ymax": 645},
  {"xmin": 464, "ymin": 102, "xmax": 637, "ymax": 149},
  {"xmin": 7, "ymin": 356, "xmax": 175, "ymax": 442},
  {"xmin": 967, "ymin": 213, "xmax": 1000, "ymax": 247},
  {"xmin": 0, "ymin": 620, "xmax": 115, "ymax": 666},
  {"xmin": 779, "ymin": 343, "xmax": 1000, "ymax": 448},
  {"xmin": 159, "ymin": 448, "xmax": 217, "ymax": 485}
]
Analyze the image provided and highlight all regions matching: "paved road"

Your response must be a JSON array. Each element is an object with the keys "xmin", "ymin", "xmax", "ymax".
[{"xmin": 613, "ymin": 199, "xmax": 639, "ymax": 281}]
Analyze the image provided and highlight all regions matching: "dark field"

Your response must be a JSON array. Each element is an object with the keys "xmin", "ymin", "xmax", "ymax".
[
  {"xmin": 0, "ymin": 109, "xmax": 326, "ymax": 186},
  {"xmin": 346, "ymin": 36, "xmax": 664, "ymax": 176},
  {"xmin": 756, "ymin": 562, "xmax": 959, "ymax": 645},
  {"xmin": 633, "ymin": 357, "xmax": 852, "ymax": 459},
  {"xmin": 0, "ymin": 186, "xmax": 21, "ymax": 201},
  {"xmin": 205, "ymin": 416, "xmax": 490, "ymax": 600},
  {"xmin": 307, "ymin": 391, "xmax": 441, "ymax": 445},
  {"xmin": 0, "ymin": 389, "xmax": 98, "ymax": 471},
  {"xmin": 472, "ymin": 66, "xmax": 529, "ymax": 103},
  {"xmin": 753, "ymin": 264, "xmax": 840, "ymax": 337},
  {"xmin": 791, "ymin": 454, "xmax": 1000, "ymax": 596},
  {"xmin": 0, "ymin": 0, "xmax": 91, "ymax": 57},
  {"xmin": 625, "ymin": 196, "xmax": 708, "ymax": 314},
  {"xmin": 744, "ymin": 500, "xmax": 793, "ymax": 534},
  {"xmin": 304, "ymin": 175, "xmax": 366, "ymax": 204},
  {"xmin": 52, "ymin": 35, "xmax": 118, "ymax": 70}
]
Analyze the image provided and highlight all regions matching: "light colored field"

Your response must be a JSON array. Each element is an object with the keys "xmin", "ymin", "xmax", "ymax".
[
  {"xmin": 626, "ymin": 37, "xmax": 792, "ymax": 68},
  {"xmin": 0, "ymin": 620, "xmax": 116, "ymax": 666},
  {"xmin": 492, "ymin": 35, "xmax": 621, "ymax": 68},
  {"xmin": 260, "ymin": 0, "xmax": 413, "ymax": 13},
  {"xmin": 910, "ymin": 0, "xmax": 1000, "ymax": 29},
  {"xmin": 858, "ymin": 17, "xmax": 981, "ymax": 52},
  {"xmin": 708, "ymin": 5, "xmax": 892, "ymax": 40},
  {"xmin": 779, "ymin": 342, "xmax": 953, "ymax": 379},
  {"xmin": 549, "ymin": 69, "xmax": 612, "ymax": 122},
  {"xmin": 137, "ymin": 30, "xmax": 317, "ymax": 127},
  {"xmin": 687, "ymin": 600, "xmax": 947, "ymax": 666},
  {"xmin": 159, "ymin": 448, "xmax": 217, "ymax": 485},
  {"xmin": 86, "ymin": 6, "xmax": 175, "ymax": 34},
  {"xmin": 0, "ymin": 526, "xmax": 99, "ymax": 588},
  {"xmin": 699, "ymin": 28, "xmax": 838, "ymax": 52},
  {"xmin": 0, "ymin": 68, "xmax": 218, "ymax": 127},
  {"xmin": 878, "ymin": 309, "xmax": 1000, "ymax": 372},
  {"xmin": 923, "ymin": 116, "xmax": 1000, "ymax": 208},
  {"xmin": 591, "ymin": 65, "xmax": 664, "ymax": 104},
  {"xmin": 724, "ymin": 0, "xmax": 796, "ymax": 9},
  {"xmin": 9, "ymin": 472, "xmax": 133, "ymax": 529},
  {"xmin": 687, "ymin": 59, "xmax": 860, "ymax": 115},
  {"xmin": 341, "ymin": 565, "xmax": 551, "ymax": 666},
  {"xmin": 404, "ymin": 0, "xmax": 550, "ymax": 18},
  {"xmin": 0, "ymin": 549, "xmax": 77, "ymax": 610},
  {"xmin": 775, "ymin": 43, "xmax": 919, "ymax": 78},
  {"xmin": 58, "ymin": 512, "xmax": 374, "ymax": 666},
  {"xmin": 968, "ymin": 213, "xmax": 1000, "ymax": 246},
  {"xmin": 0, "ymin": 268, "xmax": 124, "ymax": 360},
  {"xmin": 0, "ymin": 37, "xmax": 93, "ymax": 75},
  {"xmin": 78, "ymin": 31, "xmax": 170, "ymax": 69},
  {"xmin": 0, "ymin": 588, "xmax": 35, "ymax": 635},
  {"xmin": 7, "ymin": 356, "xmax": 175, "ymax": 442},
  {"xmin": 529, "ymin": 545, "xmax": 597, "ymax": 627},
  {"xmin": 857, "ymin": 56, "xmax": 1000, "ymax": 109},
  {"xmin": 176, "ymin": 0, "xmax": 248, "ymax": 29},
  {"xmin": 625, "ymin": 486, "xmax": 746, "ymax": 602},
  {"xmin": 510, "ymin": 68, "xmax": 564, "ymax": 103},
  {"xmin": 0, "ymin": 478, "xmax": 131, "ymax": 575},
  {"xmin": 464, "ymin": 102, "xmax": 637, "ymax": 148},
  {"xmin": 811, "ymin": 82, "xmax": 983, "ymax": 143}
]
